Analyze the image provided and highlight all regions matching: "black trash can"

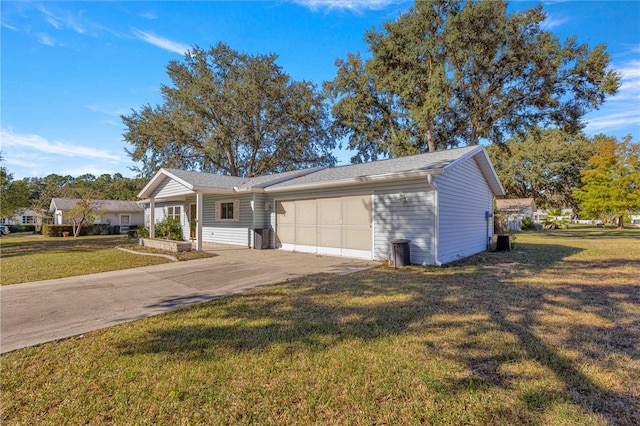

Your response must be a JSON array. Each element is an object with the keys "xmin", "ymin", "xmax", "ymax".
[
  {"xmin": 496, "ymin": 234, "xmax": 511, "ymax": 251},
  {"xmin": 113, "ymin": 225, "xmax": 121, "ymax": 235},
  {"xmin": 390, "ymin": 239, "xmax": 411, "ymax": 267},
  {"xmin": 254, "ymin": 229, "xmax": 270, "ymax": 249},
  {"xmin": 108, "ymin": 226, "xmax": 114, "ymax": 235}
]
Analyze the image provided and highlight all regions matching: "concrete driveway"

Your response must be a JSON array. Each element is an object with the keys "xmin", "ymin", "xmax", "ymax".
[{"xmin": 0, "ymin": 245, "xmax": 377, "ymax": 353}]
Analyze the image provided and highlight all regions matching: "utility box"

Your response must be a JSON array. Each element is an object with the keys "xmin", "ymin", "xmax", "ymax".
[
  {"xmin": 254, "ymin": 229, "xmax": 270, "ymax": 249},
  {"xmin": 390, "ymin": 239, "xmax": 411, "ymax": 267}
]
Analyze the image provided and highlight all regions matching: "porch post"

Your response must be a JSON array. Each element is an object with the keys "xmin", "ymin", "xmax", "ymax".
[
  {"xmin": 196, "ymin": 192, "xmax": 203, "ymax": 251},
  {"xmin": 149, "ymin": 198, "xmax": 155, "ymax": 239}
]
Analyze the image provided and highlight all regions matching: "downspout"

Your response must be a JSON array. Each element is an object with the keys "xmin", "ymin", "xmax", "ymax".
[{"xmin": 426, "ymin": 175, "xmax": 441, "ymax": 266}]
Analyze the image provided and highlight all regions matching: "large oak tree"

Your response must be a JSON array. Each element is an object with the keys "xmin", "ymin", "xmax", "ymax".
[
  {"xmin": 327, "ymin": 0, "xmax": 620, "ymax": 161},
  {"xmin": 574, "ymin": 135, "xmax": 640, "ymax": 228},
  {"xmin": 123, "ymin": 43, "xmax": 336, "ymax": 178},
  {"xmin": 486, "ymin": 129, "xmax": 595, "ymax": 210}
]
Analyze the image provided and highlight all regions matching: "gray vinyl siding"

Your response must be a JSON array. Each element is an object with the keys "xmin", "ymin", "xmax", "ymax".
[
  {"xmin": 148, "ymin": 195, "xmax": 256, "ymax": 246},
  {"xmin": 373, "ymin": 183, "xmax": 435, "ymax": 265},
  {"xmin": 434, "ymin": 157, "xmax": 494, "ymax": 264},
  {"xmin": 200, "ymin": 194, "xmax": 254, "ymax": 247},
  {"xmin": 253, "ymin": 193, "xmax": 267, "ymax": 228},
  {"xmin": 102, "ymin": 212, "xmax": 144, "ymax": 227},
  {"xmin": 266, "ymin": 179, "xmax": 435, "ymax": 264},
  {"xmin": 151, "ymin": 178, "xmax": 193, "ymax": 199}
]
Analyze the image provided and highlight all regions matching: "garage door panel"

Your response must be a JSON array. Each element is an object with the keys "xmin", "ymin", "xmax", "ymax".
[
  {"xmin": 276, "ymin": 201, "xmax": 295, "ymax": 224},
  {"xmin": 296, "ymin": 225, "xmax": 316, "ymax": 246},
  {"xmin": 317, "ymin": 225, "xmax": 341, "ymax": 248},
  {"xmin": 343, "ymin": 227, "xmax": 372, "ymax": 251},
  {"xmin": 276, "ymin": 196, "xmax": 372, "ymax": 259},
  {"xmin": 317, "ymin": 198, "xmax": 341, "ymax": 225},
  {"xmin": 295, "ymin": 200, "xmax": 316, "ymax": 225},
  {"xmin": 277, "ymin": 224, "xmax": 295, "ymax": 245},
  {"xmin": 342, "ymin": 195, "xmax": 371, "ymax": 225}
]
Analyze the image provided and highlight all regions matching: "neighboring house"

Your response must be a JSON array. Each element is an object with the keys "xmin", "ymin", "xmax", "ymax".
[
  {"xmin": 534, "ymin": 208, "xmax": 575, "ymax": 224},
  {"xmin": 0, "ymin": 209, "xmax": 48, "ymax": 227},
  {"xmin": 495, "ymin": 198, "xmax": 536, "ymax": 232},
  {"xmin": 138, "ymin": 145, "xmax": 505, "ymax": 266},
  {"xmin": 630, "ymin": 214, "xmax": 640, "ymax": 225},
  {"xmin": 49, "ymin": 198, "xmax": 144, "ymax": 233}
]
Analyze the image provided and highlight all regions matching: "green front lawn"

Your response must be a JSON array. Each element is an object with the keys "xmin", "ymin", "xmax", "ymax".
[
  {"xmin": 0, "ymin": 235, "xmax": 171, "ymax": 285},
  {"xmin": 1, "ymin": 229, "xmax": 639, "ymax": 424}
]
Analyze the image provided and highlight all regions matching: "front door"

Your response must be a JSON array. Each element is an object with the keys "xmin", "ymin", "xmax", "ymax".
[
  {"xmin": 189, "ymin": 204, "xmax": 197, "ymax": 240},
  {"xmin": 120, "ymin": 214, "xmax": 131, "ymax": 234}
]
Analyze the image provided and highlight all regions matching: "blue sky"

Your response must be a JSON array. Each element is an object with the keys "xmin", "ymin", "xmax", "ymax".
[{"xmin": 2, "ymin": 1, "xmax": 639, "ymax": 179}]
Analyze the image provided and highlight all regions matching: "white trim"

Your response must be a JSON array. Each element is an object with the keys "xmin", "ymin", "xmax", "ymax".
[
  {"xmin": 196, "ymin": 193, "xmax": 203, "ymax": 251},
  {"xmin": 427, "ymin": 175, "xmax": 441, "ymax": 266}
]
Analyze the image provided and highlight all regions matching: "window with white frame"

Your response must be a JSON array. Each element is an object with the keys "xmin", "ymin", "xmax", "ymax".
[
  {"xmin": 167, "ymin": 206, "xmax": 182, "ymax": 223},
  {"xmin": 216, "ymin": 200, "xmax": 240, "ymax": 222},
  {"xmin": 22, "ymin": 216, "xmax": 35, "ymax": 224}
]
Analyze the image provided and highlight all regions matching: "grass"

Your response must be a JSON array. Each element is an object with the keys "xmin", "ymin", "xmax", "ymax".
[
  {"xmin": 0, "ymin": 234, "xmax": 210, "ymax": 285},
  {"xmin": 1, "ymin": 228, "xmax": 639, "ymax": 424}
]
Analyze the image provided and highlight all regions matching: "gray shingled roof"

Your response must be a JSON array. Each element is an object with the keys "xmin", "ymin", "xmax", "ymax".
[
  {"xmin": 50, "ymin": 198, "xmax": 142, "ymax": 213},
  {"xmin": 163, "ymin": 169, "xmax": 246, "ymax": 189},
  {"xmin": 163, "ymin": 167, "xmax": 322, "ymax": 190},
  {"xmin": 267, "ymin": 145, "xmax": 480, "ymax": 188},
  {"xmin": 141, "ymin": 145, "xmax": 504, "ymax": 198}
]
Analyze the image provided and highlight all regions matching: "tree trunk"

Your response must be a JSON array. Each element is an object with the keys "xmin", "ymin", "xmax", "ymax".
[
  {"xmin": 470, "ymin": 124, "xmax": 479, "ymax": 145},
  {"xmin": 426, "ymin": 126, "xmax": 436, "ymax": 152},
  {"xmin": 617, "ymin": 215, "xmax": 624, "ymax": 229}
]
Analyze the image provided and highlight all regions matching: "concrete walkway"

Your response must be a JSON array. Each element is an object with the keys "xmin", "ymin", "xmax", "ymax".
[{"xmin": 0, "ymin": 246, "xmax": 377, "ymax": 353}]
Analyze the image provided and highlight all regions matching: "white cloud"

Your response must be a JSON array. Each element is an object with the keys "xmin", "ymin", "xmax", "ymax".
[
  {"xmin": 611, "ymin": 59, "xmax": 640, "ymax": 101},
  {"xmin": 85, "ymin": 105, "xmax": 128, "ymax": 117},
  {"xmin": 1, "ymin": 21, "xmax": 18, "ymax": 31},
  {"xmin": 1, "ymin": 128, "xmax": 122, "ymax": 161},
  {"xmin": 540, "ymin": 14, "xmax": 570, "ymax": 30},
  {"xmin": 131, "ymin": 28, "xmax": 189, "ymax": 55},
  {"xmin": 586, "ymin": 110, "xmax": 640, "ymax": 131},
  {"xmin": 140, "ymin": 12, "xmax": 158, "ymax": 20},
  {"xmin": 36, "ymin": 33, "xmax": 55, "ymax": 46},
  {"xmin": 293, "ymin": 0, "xmax": 401, "ymax": 12},
  {"xmin": 38, "ymin": 5, "xmax": 87, "ymax": 35}
]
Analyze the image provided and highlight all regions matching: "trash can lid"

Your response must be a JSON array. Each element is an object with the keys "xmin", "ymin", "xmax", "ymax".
[{"xmin": 391, "ymin": 239, "xmax": 410, "ymax": 244}]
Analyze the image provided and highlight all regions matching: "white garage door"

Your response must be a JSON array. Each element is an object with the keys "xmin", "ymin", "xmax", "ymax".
[{"xmin": 276, "ymin": 195, "xmax": 372, "ymax": 259}]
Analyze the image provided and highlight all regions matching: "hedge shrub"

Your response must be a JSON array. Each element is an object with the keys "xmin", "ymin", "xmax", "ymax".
[
  {"xmin": 41, "ymin": 224, "xmax": 112, "ymax": 237},
  {"xmin": 7, "ymin": 225, "xmax": 36, "ymax": 233}
]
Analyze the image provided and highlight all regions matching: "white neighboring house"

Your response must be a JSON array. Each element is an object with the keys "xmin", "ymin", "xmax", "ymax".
[
  {"xmin": 138, "ymin": 145, "xmax": 506, "ymax": 265},
  {"xmin": 49, "ymin": 198, "xmax": 144, "ymax": 233},
  {"xmin": 631, "ymin": 214, "xmax": 640, "ymax": 226},
  {"xmin": 495, "ymin": 198, "xmax": 536, "ymax": 232},
  {"xmin": 0, "ymin": 209, "xmax": 48, "ymax": 226}
]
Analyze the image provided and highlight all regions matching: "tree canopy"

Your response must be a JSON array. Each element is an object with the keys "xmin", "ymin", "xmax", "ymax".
[
  {"xmin": 1, "ymin": 157, "xmax": 31, "ymax": 220},
  {"xmin": 487, "ymin": 129, "xmax": 595, "ymax": 210},
  {"xmin": 327, "ymin": 0, "xmax": 620, "ymax": 162},
  {"xmin": 574, "ymin": 135, "xmax": 640, "ymax": 228},
  {"xmin": 123, "ymin": 43, "xmax": 336, "ymax": 178},
  {"xmin": 23, "ymin": 173, "xmax": 146, "ymax": 220}
]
